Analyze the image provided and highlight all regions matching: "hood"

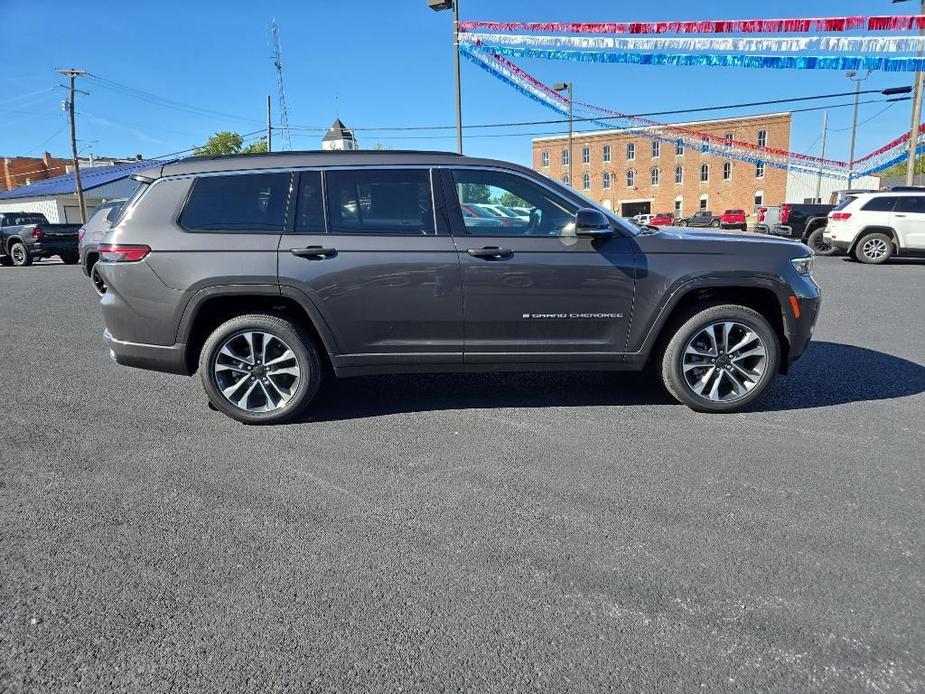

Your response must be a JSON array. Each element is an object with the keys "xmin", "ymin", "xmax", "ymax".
[{"xmin": 637, "ymin": 226, "xmax": 811, "ymax": 256}]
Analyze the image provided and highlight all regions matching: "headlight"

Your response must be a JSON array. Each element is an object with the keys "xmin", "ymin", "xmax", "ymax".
[{"xmin": 790, "ymin": 256, "xmax": 813, "ymax": 276}]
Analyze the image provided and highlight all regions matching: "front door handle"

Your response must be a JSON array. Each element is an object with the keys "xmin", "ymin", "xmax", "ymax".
[
  {"xmin": 467, "ymin": 246, "xmax": 513, "ymax": 259},
  {"xmin": 291, "ymin": 246, "xmax": 337, "ymax": 259},
  {"xmin": 894, "ymin": 214, "xmax": 907, "ymax": 218}
]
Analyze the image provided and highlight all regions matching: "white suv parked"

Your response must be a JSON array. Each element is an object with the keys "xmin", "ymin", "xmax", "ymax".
[{"xmin": 823, "ymin": 190, "xmax": 925, "ymax": 264}]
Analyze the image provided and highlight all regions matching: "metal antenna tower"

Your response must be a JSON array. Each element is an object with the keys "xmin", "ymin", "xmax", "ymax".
[{"xmin": 270, "ymin": 19, "xmax": 292, "ymax": 150}]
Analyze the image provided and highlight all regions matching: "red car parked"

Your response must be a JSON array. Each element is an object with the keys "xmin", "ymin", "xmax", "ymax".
[
  {"xmin": 650, "ymin": 212, "xmax": 675, "ymax": 226},
  {"xmin": 720, "ymin": 209, "xmax": 748, "ymax": 231}
]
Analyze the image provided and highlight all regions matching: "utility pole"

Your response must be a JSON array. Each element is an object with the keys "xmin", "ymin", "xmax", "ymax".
[
  {"xmin": 55, "ymin": 68, "xmax": 88, "ymax": 224},
  {"xmin": 905, "ymin": 0, "xmax": 925, "ymax": 185},
  {"xmin": 554, "ymin": 82, "xmax": 573, "ymax": 186},
  {"xmin": 815, "ymin": 111, "xmax": 828, "ymax": 204},
  {"xmin": 266, "ymin": 95, "xmax": 272, "ymax": 153}
]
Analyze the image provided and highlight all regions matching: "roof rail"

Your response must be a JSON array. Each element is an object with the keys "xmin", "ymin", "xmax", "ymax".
[{"xmin": 178, "ymin": 149, "xmax": 464, "ymax": 163}]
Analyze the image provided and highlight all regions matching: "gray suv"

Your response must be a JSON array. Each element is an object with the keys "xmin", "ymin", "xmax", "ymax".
[{"xmin": 97, "ymin": 151, "xmax": 820, "ymax": 424}]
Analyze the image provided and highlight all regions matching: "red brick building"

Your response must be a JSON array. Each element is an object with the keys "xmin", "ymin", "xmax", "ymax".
[
  {"xmin": 532, "ymin": 113, "xmax": 791, "ymax": 220},
  {"xmin": 1, "ymin": 152, "xmax": 73, "ymax": 192}
]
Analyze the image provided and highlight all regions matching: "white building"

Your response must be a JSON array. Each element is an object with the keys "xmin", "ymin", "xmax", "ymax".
[
  {"xmin": 321, "ymin": 119, "xmax": 357, "ymax": 151},
  {"xmin": 0, "ymin": 160, "xmax": 153, "ymax": 223}
]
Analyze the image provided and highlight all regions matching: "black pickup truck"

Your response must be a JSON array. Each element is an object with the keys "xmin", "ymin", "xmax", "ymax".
[
  {"xmin": 0, "ymin": 212, "xmax": 81, "ymax": 266},
  {"xmin": 676, "ymin": 210, "xmax": 721, "ymax": 228},
  {"xmin": 761, "ymin": 203, "xmax": 836, "ymax": 255}
]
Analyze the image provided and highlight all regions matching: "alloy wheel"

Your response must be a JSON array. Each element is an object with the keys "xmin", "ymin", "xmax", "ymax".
[
  {"xmin": 212, "ymin": 331, "xmax": 301, "ymax": 413},
  {"xmin": 681, "ymin": 321, "xmax": 768, "ymax": 402},
  {"xmin": 11, "ymin": 245, "xmax": 25, "ymax": 265},
  {"xmin": 862, "ymin": 237, "xmax": 888, "ymax": 260}
]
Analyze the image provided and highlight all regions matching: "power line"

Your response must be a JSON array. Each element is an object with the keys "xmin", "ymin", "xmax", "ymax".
[{"xmin": 281, "ymin": 87, "xmax": 913, "ymax": 133}]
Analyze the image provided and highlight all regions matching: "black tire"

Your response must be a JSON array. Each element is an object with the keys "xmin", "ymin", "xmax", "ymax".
[
  {"xmin": 660, "ymin": 304, "xmax": 780, "ymax": 413},
  {"xmin": 678, "ymin": 220, "xmax": 688, "ymax": 227},
  {"xmin": 710, "ymin": 219, "xmax": 720, "ymax": 228},
  {"xmin": 90, "ymin": 263, "xmax": 107, "ymax": 295},
  {"xmin": 60, "ymin": 251, "xmax": 79, "ymax": 265},
  {"xmin": 199, "ymin": 313, "xmax": 322, "ymax": 425},
  {"xmin": 9, "ymin": 241, "xmax": 31, "ymax": 267},
  {"xmin": 854, "ymin": 232, "xmax": 893, "ymax": 264},
  {"xmin": 806, "ymin": 227, "xmax": 836, "ymax": 256}
]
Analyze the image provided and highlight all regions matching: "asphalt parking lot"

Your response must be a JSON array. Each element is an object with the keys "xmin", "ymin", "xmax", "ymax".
[{"xmin": 1, "ymin": 256, "xmax": 923, "ymax": 692}]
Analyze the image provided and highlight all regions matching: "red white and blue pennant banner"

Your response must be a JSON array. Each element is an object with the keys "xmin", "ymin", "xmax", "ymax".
[{"xmin": 459, "ymin": 15, "xmax": 925, "ymax": 35}]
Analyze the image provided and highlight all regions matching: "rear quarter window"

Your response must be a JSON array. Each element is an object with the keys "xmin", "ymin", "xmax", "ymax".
[
  {"xmin": 860, "ymin": 196, "xmax": 899, "ymax": 212},
  {"xmin": 179, "ymin": 173, "xmax": 291, "ymax": 232}
]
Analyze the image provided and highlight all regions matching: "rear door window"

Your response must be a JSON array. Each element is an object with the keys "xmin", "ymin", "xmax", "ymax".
[
  {"xmin": 861, "ymin": 196, "xmax": 899, "ymax": 212},
  {"xmin": 179, "ymin": 173, "xmax": 291, "ymax": 232},
  {"xmin": 294, "ymin": 171, "xmax": 325, "ymax": 233},
  {"xmin": 894, "ymin": 196, "xmax": 925, "ymax": 214},
  {"xmin": 325, "ymin": 169, "xmax": 435, "ymax": 235}
]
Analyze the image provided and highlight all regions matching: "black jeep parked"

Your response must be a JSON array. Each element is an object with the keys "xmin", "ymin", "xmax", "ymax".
[{"xmin": 97, "ymin": 150, "xmax": 820, "ymax": 424}]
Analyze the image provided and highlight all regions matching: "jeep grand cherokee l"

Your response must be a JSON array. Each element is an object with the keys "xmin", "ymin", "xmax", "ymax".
[{"xmin": 97, "ymin": 151, "xmax": 820, "ymax": 424}]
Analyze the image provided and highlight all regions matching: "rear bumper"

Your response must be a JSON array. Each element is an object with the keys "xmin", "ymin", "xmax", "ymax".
[
  {"xmin": 33, "ymin": 239, "xmax": 78, "ymax": 256},
  {"xmin": 104, "ymin": 329, "xmax": 189, "ymax": 376}
]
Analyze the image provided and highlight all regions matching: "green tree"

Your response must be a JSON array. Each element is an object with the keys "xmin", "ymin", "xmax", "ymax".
[
  {"xmin": 496, "ymin": 190, "xmax": 527, "ymax": 207},
  {"xmin": 195, "ymin": 131, "xmax": 267, "ymax": 156},
  {"xmin": 880, "ymin": 154, "xmax": 925, "ymax": 176},
  {"xmin": 459, "ymin": 183, "xmax": 491, "ymax": 204}
]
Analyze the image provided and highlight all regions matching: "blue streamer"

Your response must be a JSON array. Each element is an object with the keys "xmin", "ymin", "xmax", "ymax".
[
  {"xmin": 857, "ymin": 144, "xmax": 925, "ymax": 176},
  {"xmin": 461, "ymin": 48, "xmax": 849, "ymax": 179},
  {"xmin": 467, "ymin": 43, "xmax": 925, "ymax": 73}
]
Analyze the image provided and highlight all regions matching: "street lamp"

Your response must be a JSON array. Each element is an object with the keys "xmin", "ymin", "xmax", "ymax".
[
  {"xmin": 846, "ymin": 70, "xmax": 871, "ymax": 188},
  {"xmin": 893, "ymin": 0, "xmax": 925, "ymax": 184},
  {"xmin": 429, "ymin": 0, "xmax": 463, "ymax": 154},
  {"xmin": 553, "ymin": 82, "xmax": 573, "ymax": 186}
]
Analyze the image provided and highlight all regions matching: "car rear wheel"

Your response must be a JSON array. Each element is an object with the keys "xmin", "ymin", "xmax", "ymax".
[
  {"xmin": 806, "ymin": 227, "xmax": 836, "ymax": 256},
  {"xmin": 9, "ymin": 241, "xmax": 31, "ymax": 267},
  {"xmin": 199, "ymin": 313, "xmax": 322, "ymax": 425},
  {"xmin": 678, "ymin": 220, "xmax": 688, "ymax": 227},
  {"xmin": 90, "ymin": 263, "xmax": 107, "ymax": 295},
  {"xmin": 854, "ymin": 232, "xmax": 893, "ymax": 264},
  {"xmin": 710, "ymin": 219, "xmax": 720, "ymax": 228},
  {"xmin": 660, "ymin": 304, "xmax": 780, "ymax": 413},
  {"xmin": 60, "ymin": 251, "xmax": 79, "ymax": 264}
]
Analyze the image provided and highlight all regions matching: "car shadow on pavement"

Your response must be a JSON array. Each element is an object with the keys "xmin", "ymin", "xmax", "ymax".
[
  {"xmin": 299, "ymin": 341, "xmax": 924, "ymax": 422},
  {"xmin": 758, "ymin": 340, "xmax": 925, "ymax": 411}
]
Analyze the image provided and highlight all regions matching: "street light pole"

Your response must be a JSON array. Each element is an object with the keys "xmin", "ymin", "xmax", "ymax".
[
  {"xmin": 846, "ymin": 70, "xmax": 871, "ymax": 189},
  {"xmin": 428, "ymin": 0, "xmax": 463, "ymax": 154},
  {"xmin": 553, "ymin": 82, "xmax": 573, "ymax": 186}
]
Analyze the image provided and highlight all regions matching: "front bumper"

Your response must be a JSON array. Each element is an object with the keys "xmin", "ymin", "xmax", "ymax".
[
  {"xmin": 104, "ymin": 329, "xmax": 189, "ymax": 376},
  {"xmin": 784, "ymin": 275, "xmax": 821, "ymax": 368}
]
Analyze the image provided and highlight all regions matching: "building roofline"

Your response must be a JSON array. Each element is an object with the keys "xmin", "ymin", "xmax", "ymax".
[{"xmin": 531, "ymin": 111, "xmax": 792, "ymax": 144}]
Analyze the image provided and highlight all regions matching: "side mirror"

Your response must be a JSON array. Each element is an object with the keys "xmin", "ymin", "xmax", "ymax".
[{"xmin": 574, "ymin": 208, "xmax": 613, "ymax": 238}]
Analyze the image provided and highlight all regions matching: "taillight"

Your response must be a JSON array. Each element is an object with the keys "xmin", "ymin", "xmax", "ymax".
[
  {"xmin": 781, "ymin": 204, "xmax": 792, "ymax": 224},
  {"xmin": 31, "ymin": 226, "xmax": 43, "ymax": 240},
  {"xmin": 78, "ymin": 229, "xmax": 86, "ymax": 241},
  {"xmin": 831, "ymin": 212, "xmax": 852, "ymax": 221},
  {"xmin": 758, "ymin": 207, "xmax": 766, "ymax": 222},
  {"xmin": 98, "ymin": 243, "xmax": 150, "ymax": 262}
]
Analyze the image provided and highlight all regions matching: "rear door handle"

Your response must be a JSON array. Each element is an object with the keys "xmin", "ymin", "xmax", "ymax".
[
  {"xmin": 467, "ymin": 246, "xmax": 513, "ymax": 259},
  {"xmin": 894, "ymin": 214, "xmax": 907, "ymax": 217},
  {"xmin": 291, "ymin": 246, "xmax": 337, "ymax": 258}
]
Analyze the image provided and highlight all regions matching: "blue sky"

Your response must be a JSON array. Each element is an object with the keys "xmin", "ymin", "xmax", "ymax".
[{"xmin": 0, "ymin": 0, "xmax": 919, "ymax": 167}]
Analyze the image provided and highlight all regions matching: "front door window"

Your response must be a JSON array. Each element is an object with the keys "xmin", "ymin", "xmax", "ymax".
[{"xmin": 451, "ymin": 168, "xmax": 578, "ymax": 236}]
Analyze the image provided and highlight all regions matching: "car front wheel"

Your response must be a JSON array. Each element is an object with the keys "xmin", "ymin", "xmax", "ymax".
[
  {"xmin": 710, "ymin": 219, "xmax": 720, "ymax": 228},
  {"xmin": 660, "ymin": 304, "xmax": 780, "ymax": 413},
  {"xmin": 854, "ymin": 232, "xmax": 893, "ymax": 264},
  {"xmin": 678, "ymin": 220, "xmax": 688, "ymax": 227},
  {"xmin": 199, "ymin": 313, "xmax": 322, "ymax": 424}
]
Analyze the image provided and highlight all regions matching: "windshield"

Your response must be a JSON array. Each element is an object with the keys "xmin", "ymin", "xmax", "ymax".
[{"xmin": 6, "ymin": 213, "xmax": 45, "ymax": 225}]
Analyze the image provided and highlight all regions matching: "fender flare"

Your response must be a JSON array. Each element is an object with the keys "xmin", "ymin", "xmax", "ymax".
[{"xmin": 630, "ymin": 273, "xmax": 796, "ymax": 358}]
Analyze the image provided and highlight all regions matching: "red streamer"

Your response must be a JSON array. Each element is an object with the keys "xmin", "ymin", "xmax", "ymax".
[{"xmin": 459, "ymin": 15, "xmax": 925, "ymax": 35}]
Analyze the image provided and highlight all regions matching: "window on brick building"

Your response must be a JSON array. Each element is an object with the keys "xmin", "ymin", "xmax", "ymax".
[
  {"xmin": 700, "ymin": 164, "xmax": 709, "ymax": 182},
  {"xmin": 723, "ymin": 162, "xmax": 732, "ymax": 181},
  {"xmin": 582, "ymin": 146, "xmax": 590, "ymax": 165},
  {"xmin": 562, "ymin": 149, "xmax": 569, "ymax": 165},
  {"xmin": 652, "ymin": 141, "xmax": 660, "ymax": 158},
  {"xmin": 602, "ymin": 171, "xmax": 611, "ymax": 189},
  {"xmin": 676, "ymin": 141, "xmax": 684, "ymax": 156},
  {"xmin": 603, "ymin": 145, "xmax": 611, "ymax": 163},
  {"xmin": 582, "ymin": 172, "xmax": 591, "ymax": 190},
  {"xmin": 626, "ymin": 142, "xmax": 635, "ymax": 161},
  {"xmin": 757, "ymin": 130, "xmax": 767, "ymax": 147},
  {"xmin": 626, "ymin": 169, "xmax": 635, "ymax": 187},
  {"xmin": 651, "ymin": 167, "xmax": 660, "ymax": 185},
  {"xmin": 541, "ymin": 151, "xmax": 549, "ymax": 168},
  {"xmin": 675, "ymin": 165, "xmax": 683, "ymax": 184},
  {"xmin": 756, "ymin": 162, "xmax": 765, "ymax": 178}
]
